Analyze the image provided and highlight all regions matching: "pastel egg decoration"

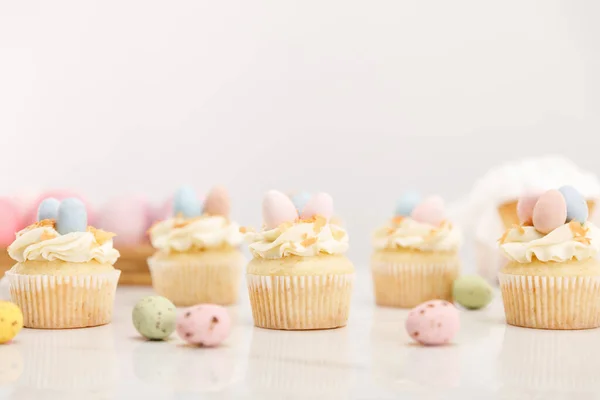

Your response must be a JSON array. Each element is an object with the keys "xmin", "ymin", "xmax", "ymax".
[
  {"xmin": 452, "ymin": 275, "xmax": 493, "ymax": 310},
  {"xmin": 516, "ymin": 193, "xmax": 540, "ymax": 225},
  {"xmin": 0, "ymin": 301, "xmax": 24, "ymax": 344},
  {"xmin": 132, "ymin": 296, "xmax": 177, "ymax": 340},
  {"xmin": 176, "ymin": 304, "xmax": 231, "ymax": 347},
  {"xmin": 203, "ymin": 186, "xmax": 231, "ymax": 217},
  {"xmin": 410, "ymin": 195, "xmax": 446, "ymax": 226},
  {"xmin": 0, "ymin": 198, "xmax": 20, "ymax": 247},
  {"xmin": 395, "ymin": 191, "xmax": 421, "ymax": 216},
  {"xmin": 56, "ymin": 198, "xmax": 88, "ymax": 235},
  {"xmin": 26, "ymin": 190, "xmax": 95, "ymax": 226},
  {"xmin": 558, "ymin": 185, "xmax": 589, "ymax": 223},
  {"xmin": 263, "ymin": 190, "xmax": 299, "ymax": 229},
  {"xmin": 532, "ymin": 190, "xmax": 567, "ymax": 234},
  {"xmin": 98, "ymin": 196, "xmax": 150, "ymax": 246},
  {"xmin": 406, "ymin": 300, "xmax": 460, "ymax": 346},
  {"xmin": 290, "ymin": 191, "xmax": 312, "ymax": 214},
  {"xmin": 300, "ymin": 192, "xmax": 334, "ymax": 221},
  {"xmin": 173, "ymin": 186, "xmax": 203, "ymax": 218},
  {"xmin": 37, "ymin": 197, "xmax": 60, "ymax": 221}
]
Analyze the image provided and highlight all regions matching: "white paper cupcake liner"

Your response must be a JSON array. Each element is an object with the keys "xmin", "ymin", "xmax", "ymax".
[
  {"xmin": 5, "ymin": 270, "xmax": 121, "ymax": 329},
  {"xmin": 246, "ymin": 273, "xmax": 354, "ymax": 330},
  {"xmin": 498, "ymin": 272, "xmax": 600, "ymax": 329},
  {"xmin": 371, "ymin": 260, "xmax": 460, "ymax": 308},
  {"xmin": 148, "ymin": 255, "xmax": 244, "ymax": 306}
]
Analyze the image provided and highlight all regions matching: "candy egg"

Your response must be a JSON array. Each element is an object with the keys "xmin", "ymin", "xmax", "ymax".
[
  {"xmin": 559, "ymin": 185, "xmax": 588, "ymax": 223},
  {"xmin": 516, "ymin": 193, "xmax": 540, "ymax": 225},
  {"xmin": 36, "ymin": 198, "xmax": 60, "ymax": 221},
  {"xmin": 452, "ymin": 275, "xmax": 493, "ymax": 310},
  {"xmin": 263, "ymin": 190, "xmax": 299, "ymax": 229},
  {"xmin": 173, "ymin": 186, "xmax": 203, "ymax": 218},
  {"xmin": 204, "ymin": 186, "xmax": 231, "ymax": 217},
  {"xmin": 97, "ymin": 196, "xmax": 150, "ymax": 246},
  {"xmin": 300, "ymin": 192, "xmax": 334, "ymax": 220},
  {"xmin": 406, "ymin": 300, "xmax": 460, "ymax": 346},
  {"xmin": 395, "ymin": 191, "xmax": 421, "ymax": 216},
  {"xmin": 290, "ymin": 191, "xmax": 311, "ymax": 213},
  {"xmin": 25, "ymin": 190, "xmax": 95, "ymax": 226},
  {"xmin": 410, "ymin": 195, "xmax": 446, "ymax": 226},
  {"xmin": 532, "ymin": 190, "xmax": 567, "ymax": 234},
  {"xmin": 56, "ymin": 198, "xmax": 88, "ymax": 235},
  {"xmin": 0, "ymin": 301, "xmax": 24, "ymax": 344},
  {"xmin": 0, "ymin": 198, "xmax": 20, "ymax": 247},
  {"xmin": 176, "ymin": 304, "xmax": 231, "ymax": 347},
  {"xmin": 132, "ymin": 296, "xmax": 177, "ymax": 340}
]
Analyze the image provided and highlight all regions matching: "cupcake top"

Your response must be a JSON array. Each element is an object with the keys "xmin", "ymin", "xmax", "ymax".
[
  {"xmin": 373, "ymin": 193, "xmax": 461, "ymax": 252},
  {"xmin": 7, "ymin": 198, "xmax": 120, "ymax": 264},
  {"xmin": 244, "ymin": 190, "xmax": 349, "ymax": 259},
  {"xmin": 499, "ymin": 186, "xmax": 600, "ymax": 263},
  {"xmin": 148, "ymin": 186, "xmax": 243, "ymax": 253}
]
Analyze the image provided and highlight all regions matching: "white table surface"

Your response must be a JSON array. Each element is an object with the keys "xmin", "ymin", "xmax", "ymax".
[{"xmin": 1, "ymin": 270, "xmax": 599, "ymax": 400}]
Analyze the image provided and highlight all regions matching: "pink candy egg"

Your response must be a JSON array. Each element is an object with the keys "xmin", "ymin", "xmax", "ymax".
[
  {"xmin": 532, "ymin": 190, "xmax": 567, "ymax": 234},
  {"xmin": 176, "ymin": 304, "xmax": 231, "ymax": 347},
  {"xmin": 0, "ymin": 198, "xmax": 20, "ymax": 247},
  {"xmin": 300, "ymin": 192, "xmax": 334, "ymax": 220},
  {"xmin": 410, "ymin": 195, "xmax": 446, "ymax": 226},
  {"xmin": 516, "ymin": 193, "xmax": 541, "ymax": 225},
  {"xmin": 97, "ymin": 196, "xmax": 150, "ymax": 246},
  {"xmin": 263, "ymin": 190, "xmax": 298, "ymax": 229},
  {"xmin": 203, "ymin": 186, "xmax": 230, "ymax": 217},
  {"xmin": 406, "ymin": 300, "xmax": 460, "ymax": 346}
]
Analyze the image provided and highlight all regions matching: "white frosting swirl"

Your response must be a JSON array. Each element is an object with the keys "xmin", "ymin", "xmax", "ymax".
[
  {"xmin": 8, "ymin": 224, "xmax": 120, "ymax": 264},
  {"xmin": 149, "ymin": 215, "xmax": 242, "ymax": 252},
  {"xmin": 372, "ymin": 217, "xmax": 462, "ymax": 252},
  {"xmin": 499, "ymin": 222, "xmax": 600, "ymax": 263},
  {"xmin": 245, "ymin": 219, "xmax": 349, "ymax": 259}
]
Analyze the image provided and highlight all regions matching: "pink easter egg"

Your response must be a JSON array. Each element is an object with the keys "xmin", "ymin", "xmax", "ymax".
[
  {"xmin": 516, "ymin": 193, "xmax": 541, "ymax": 225},
  {"xmin": 0, "ymin": 198, "xmax": 20, "ymax": 247},
  {"xmin": 204, "ymin": 186, "xmax": 230, "ymax": 217},
  {"xmin": 25, "ymin": 190, "xmax": 96, "ymax": 226},
  {"xmin": 300, "ymin": 192, "xmax": 334, "ymax": 220},
  {"xmin": 406, "ymin": 300, "xmax": 460, "ymax": 346},
  {"xmin": 263, "ymin": 190, "xmax": 299, "ymax": 229},
  {"xmin": 532, "ymin": 190, "xmax": 567, "ymax": 234},
  {"xmin": 11, "ymin": 189, "xmax": 41, "ymax": 229},
  {"xmin": 97, "ymin": 196, "xmax": 150, "ymax": 246},
  {"xmin": 176, "ymin": 304, "xmax": 231, "ymax": 347},
  {"xmin": 410, "ymin": 195, "xmax": 446, "ymax": 226}
]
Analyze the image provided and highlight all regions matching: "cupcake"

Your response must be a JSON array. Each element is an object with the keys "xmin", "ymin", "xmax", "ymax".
[
  {"xmin": 498, "ymin": 186, "xmax": 600, "ymax": 329},
  {"xmin": 371, "ymin": 193, "xmax": 462, "ymax": 308},
  {"xmin": 5, "ymin": 198, "xmax": 121, "ymax": 329},
  {"xmin": 244, "ymin": 190, "xmax": 354, "ymax": 330},
  {"xmin": 147, "ymin": 186, "xmax": 244, "ymax": 306},
  {"xmin": 452, "ymin": 155, "xmax": 600, "ymax": 284}
]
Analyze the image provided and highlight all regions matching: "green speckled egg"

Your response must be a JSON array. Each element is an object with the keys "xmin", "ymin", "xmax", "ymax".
[
  {"xmin": 132, "ymin": 296, "xmax": 177, "ymax": 340},
  {"xmin": 452, "ymin": 275, "xmax": 493, "ymax": 310}
]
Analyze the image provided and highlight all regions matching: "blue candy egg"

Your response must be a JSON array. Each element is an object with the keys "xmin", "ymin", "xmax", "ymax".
[
  {"xmin": 37, "ymin": 198, "xmax": 60, "ymax": 221},
  {"xmin": 291, "ymin": 192, "xmax": 311, "ymax": 213},
  {"xmin": 56, "ymin": 198, "xmax": 88, "ymax": 235},
  {"xmin": 173, "ymin": 186, "xmax": 202, "ymax": 218},
  {"xmin": 558, "ymin": 185, "xmax": 588, "ymax": 223},
  {"xmin": 395, "ymin": 191, "xmax": 421, "ymax": 216}
]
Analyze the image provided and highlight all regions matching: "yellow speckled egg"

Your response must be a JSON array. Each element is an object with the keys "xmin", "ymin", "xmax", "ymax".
[{"xmin": 0, "ymin": 302, "xmax": 24, "ymax": 344}]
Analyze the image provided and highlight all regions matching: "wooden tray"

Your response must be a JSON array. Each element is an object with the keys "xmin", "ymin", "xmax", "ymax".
[{"xmin": 0, "ymin": 246, "xmax": 155, "ymax": 286}]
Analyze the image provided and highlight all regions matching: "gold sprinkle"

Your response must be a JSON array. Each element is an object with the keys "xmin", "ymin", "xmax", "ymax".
[
  {"xmin": 31, "ymin": 219, "xmax": 56, "ymax": 229},
  {"xmin": 87, "ymin": 226, "xmax": 116, "ymax": 244},
  {"xmin": 498, "ymin": 229, "xmax": 510, "ymax": 244},
  {"xmin": 313, "ymin": 215, "xmax": 326, "ymax": 234},
  {"xmin": 386, "ymin": 227, "xmax": 396, "ymax": 235},
  {"xmin": 40, "ymin": 231, "xmax": 57, "ymax": 241},
  {"xmin": 569, "ymin": 220, "xmax": 589, "ymax": 238},
  {"xmin": 391, "ymin": 216, "xmax": 404, "ymax": 226},
  {"xmin": 513, "ymin": 224, "xmax": 525, "ymax": 235},
  {"xmin": 332, "ymin": 230, "xmax": 345, "ymax": 241},
  {"xmin": 239, "ymin": 226, "xmax": 254, "ymax": 234},
  {"xmin": 301, "ymin": 237, "xmax": 317, "ymax": 247}
]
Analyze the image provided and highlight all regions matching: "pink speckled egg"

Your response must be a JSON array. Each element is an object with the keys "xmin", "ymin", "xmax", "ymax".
[
  {"xmin": 406, "ymin": 300, "xmax": 460, "ymax": 346},
  {"xmin": 300, "ymin": 192, "xmax": 334, "ymax": 220},
  {"xmin": 25, "ymin": 190, "xmax": 95, "ymax": 226},
  {"xmin": 410, "ymin": 195, "xmax": 446, "ymax": 226},
  {"xmin": 0, "ymin": 198, "xmax": 20, "ymax": 246},
  {"xmin": 263, "ymin": 190, "xmax": 298, "ymax": 229},
  {"xmin": 97, "ymin": 196, "xmax": 150, "ymax": 246},
  {"xmin": 532, "ymin": 190, "xmax": 567, "ymax": 234},
  {"xmin": 176, "ymin": 304, "xmax": 231, "ymax": 347},
  {"xmin": 516, "ymin": 193, "xmax": 541, "ymax": 225},
  {"xmin": 204, "ymin": 186, "xmax": 230, "ymax": 217}
]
